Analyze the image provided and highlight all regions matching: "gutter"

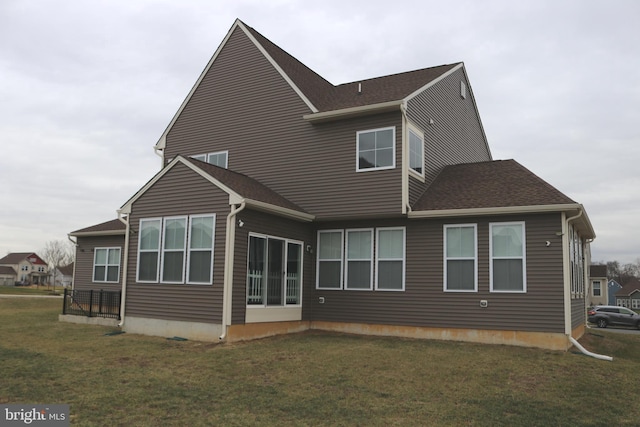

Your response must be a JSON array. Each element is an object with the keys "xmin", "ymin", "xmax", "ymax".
[
  {"xmin": 117, "ymin": 211, "xmax": 130, "ymax": 327},
  {"xmin": 219, "ymin": 201, "xmax": 246, "ymax": 341}
]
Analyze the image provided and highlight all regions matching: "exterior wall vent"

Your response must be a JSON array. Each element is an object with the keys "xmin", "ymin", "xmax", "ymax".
[{"xmin": 460, "ymin": 80, "xmax": 466, "ymax": 99}]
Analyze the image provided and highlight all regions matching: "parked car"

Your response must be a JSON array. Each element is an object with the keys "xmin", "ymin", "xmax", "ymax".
[{"xmin": 587, "ymin": 305, "xmax": 640, "ymax": 329}]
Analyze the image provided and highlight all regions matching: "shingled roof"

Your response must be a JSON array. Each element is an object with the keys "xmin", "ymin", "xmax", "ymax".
[
  {"xmin": 184, "ymin": 157, "xmax": 311, "ymax": 217},
  {"xmin": 0, "ymin": 252, "xmax": 47, "ymax": 265},
  {"xmin": 69, "ymin": 218, "xmax": 126, "ymax": 236},
  {"xmin": 412, "ymin": 160, "xmax": 576, "ymax": 212},
  {"xmin": 245, "ymin": 22, "xmax": 460, "ymax": 112},
  {"xmin": 615, "ymin": 279, "xmax": 640, "ymax": 297}
]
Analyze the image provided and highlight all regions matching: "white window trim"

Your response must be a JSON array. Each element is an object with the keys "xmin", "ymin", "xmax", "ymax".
[
  {"xmin": 375, "ymin": 227, "xmax": 406, "ymax": 292},
  {"xmin": 407, "ymin": 123, "xmax": 425, "ymax": 179},
  {"xmin": 246, "ymin": 232, "xmax": 304, "ymax": 307},
  {"xmin": 443, "ymin": 224, "xmax": 477, "ymax": 293},
  {"xmin": 489, "ymin": 221, "xmax": 527, "ymax": 293},
  {"xmin": 136, "ymin": 217, "xmax": 162, "ymax": 283},
  {"xmin": 93, "ymin": 247, "xmax": 121, "ymax": 283},
  {"xmin": 160, "ymin": 216, "xmax": 188, "ymax": 284},
  {"xmin": 316, "ymin": 230, "xmax": 344, "ymax": 290},
  {"xmin": 345, "ymin": 228, "xmax": 374, "ymax": 291},
  {"xmin": 186, "ymin": 214, "xmax": 216, "ymax": 285},
  {"xmin": 356, "ymin": 126, "xmax": 396, "ymax": 172}
]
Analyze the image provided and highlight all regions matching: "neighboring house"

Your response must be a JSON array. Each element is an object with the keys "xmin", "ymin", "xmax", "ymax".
[
  {"xmin": 52, "ymin": 263, "xmax": 75, "ymax": 288},
  {"xmin": 0, "ymin": 266, "xmax": 16, "ymax": 286},
  {"xmin": 608, "ymin": 279, "xmax": 623, "ymax": 306},
  {"xmin": 615, "ymin": 279, "xmax": 640, "ymax": 310},
  {"xmin": 65, "ymin": 19, "xmax": 595, "ymax": 350},
  {"xmin": 0, "ymin": 252, "xmax": 49, "ymax": 285},
  {"xmin": 588, "ymin": 264, "xmax": 608, "ymax": 307}
]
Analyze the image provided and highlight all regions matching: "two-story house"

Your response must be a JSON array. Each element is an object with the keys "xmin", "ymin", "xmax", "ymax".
[
  {"xmin": 67, "ymin": 19, "xmax": 595, "ymax": 350},
  {"xmin": 588, "ymin": 264, "xmax": 608, "ymax": 307},
  {"xmin": 0, "ymin": 252, "xmax": 49, "ymax": 285}
]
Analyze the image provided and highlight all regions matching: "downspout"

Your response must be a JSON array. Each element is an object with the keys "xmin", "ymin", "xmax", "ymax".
[
  {"xmin": 117, "ymin": 212, "xmax": 130, "ymax": 327},
  {"xmin": 400, "ymin": 102, "xmax": 409, "ymax": 215},
  {"xmin": 563, "ymin": 209, "xmax": 611, "ymax": 360},
  {"xmin": 219, "ymin": 201, "xmax": 246, "ymax": 341},
  {"xmin": 67, "ymin": 234, "xmax": 77, "ymax": 290}
]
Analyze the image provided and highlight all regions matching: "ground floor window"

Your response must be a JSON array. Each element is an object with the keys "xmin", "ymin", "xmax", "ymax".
[
  {"xmin": 247, "ymin": 234, "xmax": 302, "ymax": 306},
  {"xmin": 137, "ymin": 214, "xmax": 216, "ymax": 284},
  {"xmin": 93, "ymin": 247, "xmax": 121, "ymax": 282},
  {"xmin": 316, "ymin": 227, "xmax": 405, "ymax": 291},
  {"xmin": 490, "ymin": 222, "xmax": 526, "ymax": 292}
]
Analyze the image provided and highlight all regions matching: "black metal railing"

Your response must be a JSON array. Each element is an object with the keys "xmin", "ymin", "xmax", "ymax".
[{"xmin": 62, "ymin": 288, "xmax": 121, "ymax": 320}]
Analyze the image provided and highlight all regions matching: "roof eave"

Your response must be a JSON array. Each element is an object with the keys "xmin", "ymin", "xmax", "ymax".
[
  {"xmin": 409, "ymin": 203, "xmax": 595, "ymax": 239},
  {"xmin": 244, "ymin": 199, "xmax": 315, "ymax": 222},
  {"xmin": 68, "ymin": 230, "xmax": 126, "ymax": 238},
  {"xmin": 303, "ymin": 100, "xmax": 403, "ymax": 123}
]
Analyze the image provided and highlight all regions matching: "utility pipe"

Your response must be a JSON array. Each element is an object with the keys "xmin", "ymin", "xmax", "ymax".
[
  {"xmin": 569, "ymin": 336, "xmax": 612, "ymax": 361},
  {"xmin": 219, "ymin": 201, "xmax": 246, "ymax": 341}
]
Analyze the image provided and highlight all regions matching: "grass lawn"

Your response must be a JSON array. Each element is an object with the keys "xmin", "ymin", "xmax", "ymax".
[
  {"xmin": 2, "ymin": 299, "xmax": 640, "ymax": 426},
  {"xmin": 0, "ymin": 285, "xmax": 63, "ymax": 295}
]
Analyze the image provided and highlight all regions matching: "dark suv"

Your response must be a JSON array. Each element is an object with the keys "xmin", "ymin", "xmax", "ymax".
[{"xmin": 587, "ymin": 305, "xmax": 640, "ymax": 329}]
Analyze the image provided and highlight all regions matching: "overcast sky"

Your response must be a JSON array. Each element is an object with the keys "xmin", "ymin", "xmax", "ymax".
[{"xmin": 1, "ymin": 0, "xmax": 638, "ymax": 264}]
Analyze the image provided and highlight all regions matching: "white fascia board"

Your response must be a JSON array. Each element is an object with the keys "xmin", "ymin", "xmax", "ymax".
[
  {"xmin": 244, "ymin": 199, "xmax": 315, "ymax": 222},
  {"xmin": 237, "ymin": 21, "xmax": 318, "ymax": 113},
  {"xmin": 303, "ymin": 100, "xmax": 403, "ymax": 123},
  {"xmin": 408, "ymin": 204, "xmax": 583, "ymax": 219}
]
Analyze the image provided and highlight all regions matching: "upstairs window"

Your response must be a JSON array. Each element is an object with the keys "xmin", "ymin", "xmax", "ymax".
[
  {"xmin": 191, "ymin": 151, "xmax": 228, "ymax": 168},
  {"xmin": 356, "ymin": 127, "xmax": 395, "ymax": 171},
  {"xmin": 408, "ymin": 127, "xmax": 424, "ymax": 176},
  {"xmin": 94, "ymin": 247, "xmax": 121, "ymax": 283},
  {"xmin": 490, "ymin": 222, "xmax": 526, "ymax": 293},
  {"xmin": 207, "ymin": 151, "xmax": 228, "ymax": 168}
]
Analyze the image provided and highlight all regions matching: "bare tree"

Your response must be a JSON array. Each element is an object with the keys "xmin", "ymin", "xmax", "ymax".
[{"xmin": 40, "ymin": 240, "xmax": 74, "ymax": 292}]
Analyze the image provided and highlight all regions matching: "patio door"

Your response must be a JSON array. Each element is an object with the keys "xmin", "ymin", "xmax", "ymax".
[{"xmin": 247, "ymin": 235, "xmax": 301, "ymax": 306}]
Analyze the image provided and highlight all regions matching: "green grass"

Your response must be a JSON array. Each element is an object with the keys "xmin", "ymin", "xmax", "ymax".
[
  {"xmin": 2, "ymin": 298, "xmax": 640, "ymax": 426},
  {"xmin": 0, "ymin": 285, "xmax": 62, "ymax": 295}
]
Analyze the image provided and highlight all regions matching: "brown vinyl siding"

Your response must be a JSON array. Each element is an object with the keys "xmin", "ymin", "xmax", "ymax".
[
  {"xmin": 166, "ymin": 27, "xmax": 403, "ymax": 220},
  {"xmin": 407, "ymin": 68, "xmax": 491, "ymax": 203},
  {"xmin": 308, "ymin": 213, "xmax": 566, "ymax": 333},
  {"xmin": 125, "ymin": 163, "xmax": 231, "ymax": 324},
  {"xmin": 73, "ymin": 235, "xmax": 124, "ymax": 292},
  {"xmin": 230, "ymin": 208, "xmax": 314, "ymax": 325},
  {"xmin": 571, "ymin": 298, "xmax": 585, "ymax": 328}
]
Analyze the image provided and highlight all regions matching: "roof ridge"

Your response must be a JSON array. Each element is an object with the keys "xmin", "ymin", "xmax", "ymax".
[{"xmin": 337, "ymin": 63, "xmax": 463, "ymax": 87}]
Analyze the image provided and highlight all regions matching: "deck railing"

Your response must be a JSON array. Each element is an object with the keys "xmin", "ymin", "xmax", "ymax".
[{"xmin": 62, "ymin": 288, "xmax": 121, "ymax": 320}]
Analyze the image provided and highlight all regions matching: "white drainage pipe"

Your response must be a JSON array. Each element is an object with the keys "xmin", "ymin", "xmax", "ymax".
[{"xmin": 569, "ymin": 336, "xmax": 613, "ymax": 361}]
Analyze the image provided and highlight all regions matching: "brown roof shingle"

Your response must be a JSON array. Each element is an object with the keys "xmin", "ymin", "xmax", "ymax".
[
  {"xmin": 184, "ymin": 157, "xmax": 309, "ymax": 215},
  {"xmin": 412, "ymin": 160, "xmax": 576, "ymax": 212},
  {"xmin": 244, "ymin": 22, "xmax": 460, "ymax": 112},
  {"xmin": 0, "ymin": 252, "xmax": 47, "ymax": 265},
  {"xmin": 70, "ymin": 219, "xmax": 126, "ymax": 235}
]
